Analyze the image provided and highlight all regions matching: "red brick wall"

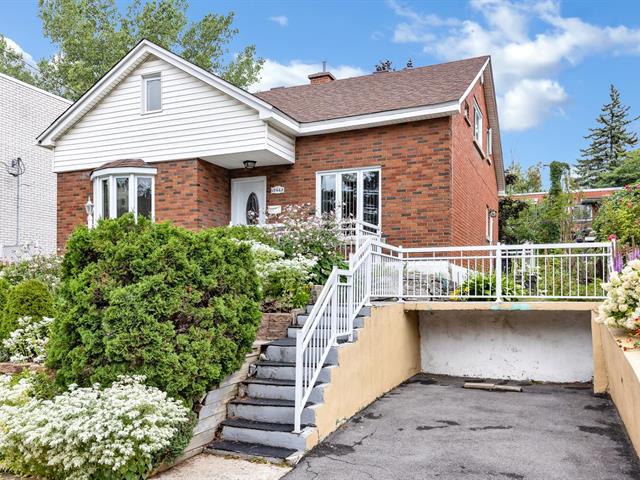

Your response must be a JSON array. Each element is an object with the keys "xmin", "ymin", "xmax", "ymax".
[
  {"xmin": 57, "ymin": 159, "xmax": 230, "ymax": 250},
  {"xmin": 56, "ymin": 170, "xmax": 92, "ymax": 253},
  {"xmin": 450, "ymin": 78, "xmax": 499, "ymax": 247},
  {"xmin": 231, "ymin": 119, "xmax": 453, "ymax": 247},
  {"xmin": 57, "ymin": 116, "xmax": 499, "ymax": 251}
]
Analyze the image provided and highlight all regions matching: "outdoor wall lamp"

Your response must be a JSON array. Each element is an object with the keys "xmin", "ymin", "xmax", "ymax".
[
  {"xmin": 85, "ymin": 197, "xmax": 94, "ymax": 228},
  {"xmin": 243, "ymin": 160, "xmax": 257, "ymax": 170},
  {"xmin": 489, "ymin": 209, "xmax": 498, "ymax": 218}
]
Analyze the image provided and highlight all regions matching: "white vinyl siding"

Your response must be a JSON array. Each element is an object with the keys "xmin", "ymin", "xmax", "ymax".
[{"xmin": 53, "ymin": 57, "xmax": 293, "ymax": 172}]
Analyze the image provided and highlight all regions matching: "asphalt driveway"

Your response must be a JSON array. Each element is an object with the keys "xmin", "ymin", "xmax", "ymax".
[{"xmin": 285, "ymin": 374, "xmax": 640, "ymax": 480}]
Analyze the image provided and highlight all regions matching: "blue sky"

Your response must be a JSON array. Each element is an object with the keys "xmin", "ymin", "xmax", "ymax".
[{"xmin": 2, "ymin": 0, "xmax": 640, "ymax": 185}]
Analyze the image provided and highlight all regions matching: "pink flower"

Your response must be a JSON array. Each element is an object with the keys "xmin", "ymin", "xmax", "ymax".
[{"xmin": 608, "ymin": 234, "xmax": 618, "ymax": 241}]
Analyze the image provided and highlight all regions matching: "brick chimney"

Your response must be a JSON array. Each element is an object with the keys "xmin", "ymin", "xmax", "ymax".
[{"xmin": 308, "ymin": 71, "xmax": 335, "ymax": 85}]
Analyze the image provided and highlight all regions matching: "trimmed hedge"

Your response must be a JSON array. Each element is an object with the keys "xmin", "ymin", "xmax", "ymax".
[
  {"xmin": 47, "ymin": 215, "xmax": 262, "ymax": 405},
  {"xmin": 0, "ymin": 279, "xmax": 55, "ymax": 343}
]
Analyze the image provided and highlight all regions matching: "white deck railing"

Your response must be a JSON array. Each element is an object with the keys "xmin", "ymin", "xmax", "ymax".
[{"xmin": 293, "ymin": 239, "xmax": 614, "ymax": 431}]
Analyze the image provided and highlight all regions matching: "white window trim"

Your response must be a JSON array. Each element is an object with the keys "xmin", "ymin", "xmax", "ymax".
[
  {"xmin": 487, "ymin": 127, "xmax": 493, "ymax": 156},
  {"xmin": 473, "ymin": 99, "xmax": 483, "ymax": 149},
  {"xmin": 315, "ymin": 166, "xmax": 382, "ymax": 228},
  {"xmin": 92, "ymin": 170, "xmax": 156, "ymax": 225},
  {"xmin": 141, "ymin": 72, "xmax": 162, "ymax": 114}
]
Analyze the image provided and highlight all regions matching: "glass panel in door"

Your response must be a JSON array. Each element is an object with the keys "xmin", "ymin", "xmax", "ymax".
[
  {"xmin": 341, "ymin": 172, "xmax": 357, "ymax": 222},
  {"xmin": 362, "ymin": 170, "xmax": 379, "ymax": 230},
  {"xmin": 320, "ymin": 174, "xmax": 336, "ymax": 215}
]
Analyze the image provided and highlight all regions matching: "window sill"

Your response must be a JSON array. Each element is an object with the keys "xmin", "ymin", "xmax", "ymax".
[
  {"xmin": 141, "ymin": 109, "xmax": 163, "ymax": 116},
  {"xmin": 473, "ymin": 139, "xmax": 486, "ymax": 159}
]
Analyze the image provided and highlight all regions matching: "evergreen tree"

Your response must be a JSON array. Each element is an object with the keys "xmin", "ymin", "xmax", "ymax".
[{"xmin": 575, "ymin": 85, "xmax": 639, "ymax": 187}]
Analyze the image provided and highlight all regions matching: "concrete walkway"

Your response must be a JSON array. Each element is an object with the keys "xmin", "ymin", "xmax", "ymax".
[
  {"xmin": 154, "ymin": 454, "xmax": 290, "ymax": 480},
  {"xmin": 284, "ymin": 374, "xmax": 640, "ymax": 480}
]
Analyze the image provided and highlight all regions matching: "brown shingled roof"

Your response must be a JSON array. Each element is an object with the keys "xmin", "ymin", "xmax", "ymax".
[
  {"xmin": 93, "ymin": 159, "xmax": 151, "ymax": 171},
  {"xmin": 255, "ymin": 56, "xmax": 489, "ymax": 123}
]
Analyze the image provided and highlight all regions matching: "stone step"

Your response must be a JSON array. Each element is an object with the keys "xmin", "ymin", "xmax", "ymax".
[
  {"xmin": 228, "ymin": 397, "xmax": 317, "ymax": 425},
  {"xmin": 220, "ymin": 418, "xmax": 317, "ymax": 451},
  {"xmin": 295, "ymin": 311, "xmax": 368, "ymax": 327},
  {"xmin": 264, "ymin": 339, "xmax": 340, "ymax": 365},
  {"xmin": 206, "ymin": 440, "xmax": 300, "ymax": 464},
  {"xmin": 287, "ymin": 322, "xmax": 363, "ymax": 339},
  {"xmin": 304, "ymin": 304, "xmax": 371, "ymax": 316},
  {"xmin": 245, "ymin": 378, "xmax": 326, "ymax": 403},
  {"xmin": 254, "ymin": 361, "xmax": 334, "ymax": 383}
]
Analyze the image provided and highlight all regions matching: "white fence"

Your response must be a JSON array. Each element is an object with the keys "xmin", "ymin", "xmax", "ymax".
[{"xmin": 293, "ymin": 239, "xmax": 614, "ymax": 431}]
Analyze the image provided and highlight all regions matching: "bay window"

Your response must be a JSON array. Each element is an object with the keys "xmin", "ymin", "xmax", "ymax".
[
  {"xmin": 316, "ymin": 167, "xmax": 381, "ymax": 230},
  {"xmin": 91, "ymin": 166, "xmax": 157, "ymax": 225}
]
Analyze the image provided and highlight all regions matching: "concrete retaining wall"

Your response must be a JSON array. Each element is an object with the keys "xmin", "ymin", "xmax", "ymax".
[
  {"xmin": 416, "ymin": 303, "xmax": 597, "ymax": 382},
  {"xmin": 593, "ymin": 320, "xmax": 640, "ymax": 457},
  {"xmin": 175, "ymin": 348, "xmax": 259, "ymax": 463},
  {"xmin": 314, "ymin": 304, "xmax": 421, "ymax": 439}
]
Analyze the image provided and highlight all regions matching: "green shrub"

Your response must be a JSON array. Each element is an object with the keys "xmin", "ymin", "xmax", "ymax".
[
  {"xmin": 1, "ymin": 279, "xmax": 55, "ymax": 343},
  {"xmin": 455, "ymin": 273, "xmax": 524, "ymax": 301},
  {"xmin": 593, "ymin": 183, "xmax": 640, "ymax": 246},
  {"xmin": 47, "ymin": 215, "xmax": 262, "ymax": 405},
  {"xmin": 234, "ymin": 241, "xmax": 313, "ymax": 312},
  {"xmin": 0, "ymin": 277, "xmax": 10, "ymax": 311}
]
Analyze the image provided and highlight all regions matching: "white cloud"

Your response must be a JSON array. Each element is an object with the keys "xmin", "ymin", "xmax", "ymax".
[
  {"xmin": 388, "ymin": 0, "xmax": 640, "ymax": 130},
  {"xmin": 269, "ymin": 15, "xmax": 288, "ymax": 27},
  {"xmin": 500, "ymin": 79, "xmax": 567, "ymax": 131},
  {"xmin": 3, "ymin": 37, "xmax": 35, "ymax": 65},
  {"xmin": 251, "ymin": 60, "xmax": 367, "ymax": 92}
]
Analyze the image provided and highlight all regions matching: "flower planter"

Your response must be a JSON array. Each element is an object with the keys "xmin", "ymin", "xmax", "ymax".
[{"xmin": 592, "ymin": 319, "xmax": 640, "ymax": 457}]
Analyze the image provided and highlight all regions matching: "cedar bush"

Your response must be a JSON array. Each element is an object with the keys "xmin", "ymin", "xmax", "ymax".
[
  {"xmin": 1, "ymin": 279, "xmax": 55, "ymax": 342},
  {"xmin": 46, "ymin": 215, "xmax": 262, "ymax": 405}
]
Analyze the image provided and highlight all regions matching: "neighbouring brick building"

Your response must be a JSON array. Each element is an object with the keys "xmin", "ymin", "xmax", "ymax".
[
  {"xmin": 37, "ymin": 40, "xmax": 505, "ymax": 251},
  {"xmin": 0, "ymin": 74, "xmax": 71, "ymax": 258}
]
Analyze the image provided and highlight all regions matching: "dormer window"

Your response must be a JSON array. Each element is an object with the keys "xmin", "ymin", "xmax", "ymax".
[{"xmin": 142, "ymin": 73, "xmax": 162, "ymax": 113}]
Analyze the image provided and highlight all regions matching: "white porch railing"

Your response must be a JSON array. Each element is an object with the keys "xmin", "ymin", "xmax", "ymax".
[
  {"xmin": 338, "ymin": 219, "xmax": 381, "ymax": 259},
  {"xmin": 293, "ymin": 239, "xmax": 614, "ymax": 431}
]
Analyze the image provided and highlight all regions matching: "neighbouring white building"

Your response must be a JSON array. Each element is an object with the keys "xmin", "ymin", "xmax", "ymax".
[{"xmin": 0, "ymin": 73, "xmax": 71, "ymax": 259}]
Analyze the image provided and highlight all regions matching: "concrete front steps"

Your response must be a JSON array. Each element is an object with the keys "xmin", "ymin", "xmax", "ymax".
[{"xmin": 206, "ymin": 305, "xmax": 371, "ymax": 464}]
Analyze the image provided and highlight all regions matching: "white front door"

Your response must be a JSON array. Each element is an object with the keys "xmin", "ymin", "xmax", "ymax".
[{"xmin": 231, "ymin": 177, "xmax": 267, "ymax": 225}]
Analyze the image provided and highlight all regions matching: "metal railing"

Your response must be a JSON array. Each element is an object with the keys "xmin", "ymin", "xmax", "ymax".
[
  {"xmin": 294, "ymin": 237, "xmax": 372, "ymax": 432},
  {"xmin": 293, "ymin": 239, "xmax": 614, "ymax": 430},
  {"xmin": 338, "ymin": 219, "xmax": 381, "ymax": 259}
]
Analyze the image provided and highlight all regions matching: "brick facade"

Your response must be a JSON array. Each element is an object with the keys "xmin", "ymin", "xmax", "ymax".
[
  {"xmin": 230, "ymin": 118, "xmax": 453, "ymax": 247},
  {"xmin": 451, "ymin": 79, "xmax": 499, "ymax": 247},
  {"xmin": 57, "ymin": 159, "xmax": 231, "ymax": 249},
  {"xmin": 56, "ymin": 91, "xmax": 499, "ymax": 250}
]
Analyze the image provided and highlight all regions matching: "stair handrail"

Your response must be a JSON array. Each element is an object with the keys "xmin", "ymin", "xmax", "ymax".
[{"xmin": 294, "ymin": 237, "xmax": 374, "ymax": 432}]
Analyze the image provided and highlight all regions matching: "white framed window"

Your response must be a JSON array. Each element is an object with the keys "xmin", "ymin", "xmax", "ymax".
[
  {"xmin": 487, "ymin": 127, "xmax": 493, "ymax": 156},
  {"xmin": 572, "ymin": 204, "xmax": 593, "ymax": 223},
  {"xmin": 142, "ymin": 73, "xmax": 162, "ymax": 113},
  {"xmin": 473, "ymin": 99, "xmax": 483, "ymax": 148},
  {"xmin": 91, "ymin": 167, "xmax": 157, "ymax": 225},
  {"xmin": 485, "ymin": 206, "xmax": 494, "ymax": 244},
  {"xmin": 316, "ymin": 167, "xmax": 381, "ymax": 229}
]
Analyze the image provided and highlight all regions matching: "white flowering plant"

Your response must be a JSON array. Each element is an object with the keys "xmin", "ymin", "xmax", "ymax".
[
  {"xmin": 240, "ymin": 240, "xmax": 316, "ymax": 312},
  {"xmin": 597, "ymin": 259, "xmax": 640, "ymax": 331},
  {"xmin": 2, "ymin": 316, "xmax": 53, "ymax": 363},
  {"xmin": 0, "ymin": 375, "xmax": 190, "ymax": 480},
  {"xmin": 268, "ymin": 204, "xmax": 347, "ymax": 284},
  {"xmin": 0, "ymin": 255, "xmax": 62, "ymax": 292}
]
